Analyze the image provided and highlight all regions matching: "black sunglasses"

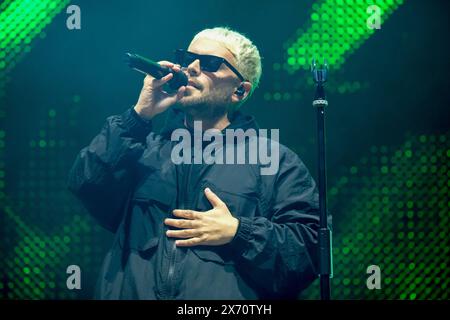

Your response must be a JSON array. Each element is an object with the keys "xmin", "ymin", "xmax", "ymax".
[{"xmin": 174, "ymin": 49, "xmax": 246, "ymax": 82}]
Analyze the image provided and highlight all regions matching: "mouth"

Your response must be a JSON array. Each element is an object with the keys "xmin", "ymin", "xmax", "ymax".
[{"xmin": 187, "ymin": 81, "xmax": 201, "ymax": 90}]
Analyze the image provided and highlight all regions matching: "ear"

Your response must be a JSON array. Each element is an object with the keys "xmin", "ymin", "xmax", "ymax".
[{"xmin": 231, "ymin": 81, "xmax": 252, "ymax": 103}]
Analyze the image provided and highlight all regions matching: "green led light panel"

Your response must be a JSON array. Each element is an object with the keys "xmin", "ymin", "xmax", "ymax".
[{"xmin": 286, "ymin": 0, "xmax": 404, "ymax": 70}]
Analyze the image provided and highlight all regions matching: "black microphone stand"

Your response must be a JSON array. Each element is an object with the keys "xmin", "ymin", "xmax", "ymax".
[{"xmin": 311, "ymin": 59, "xmax": 333, "ymax": 300}]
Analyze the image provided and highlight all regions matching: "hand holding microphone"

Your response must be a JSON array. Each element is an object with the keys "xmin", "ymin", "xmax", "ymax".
[{"xmin": 125, "ymin": 53, "xmax": 188, "ymax": 120}]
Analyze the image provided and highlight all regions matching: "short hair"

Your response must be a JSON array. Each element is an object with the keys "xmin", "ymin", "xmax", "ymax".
[{"xmin": 191, "ymin": 26, "xmax": 262, "ymax": 99}]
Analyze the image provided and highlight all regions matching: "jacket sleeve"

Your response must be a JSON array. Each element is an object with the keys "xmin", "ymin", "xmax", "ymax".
[
  {"xmin": 229, "ymin": 148, "xmax": 320, "ymax": 298},
  {"xmin": 67, "ymin": 107, "xmax": 153, "ymax": 233}
]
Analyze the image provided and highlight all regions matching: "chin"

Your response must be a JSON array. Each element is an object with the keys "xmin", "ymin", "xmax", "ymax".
[{"xmin": 179, "ymin": 93, "xmax": 203, "ymax": 106}]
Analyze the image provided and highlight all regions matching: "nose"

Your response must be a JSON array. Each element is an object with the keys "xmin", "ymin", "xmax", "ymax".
[{"xmin": 186, "ymin": 59, "xmax": 201, "ymax": 77}]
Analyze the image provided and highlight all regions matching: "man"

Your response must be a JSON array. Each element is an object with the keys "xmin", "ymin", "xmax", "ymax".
[{"xmin": 68, "ymin": 27, "xmax": 320, "ymax": 299}]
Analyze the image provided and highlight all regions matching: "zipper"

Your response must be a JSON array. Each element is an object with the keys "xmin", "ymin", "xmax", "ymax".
[
  {"xmin": 165, "ymin": 161, "xmax": 192, "ymax": 298},
  {"xmin": 166, "ymin": 241, "xmax": 177, "ymax": 297}
]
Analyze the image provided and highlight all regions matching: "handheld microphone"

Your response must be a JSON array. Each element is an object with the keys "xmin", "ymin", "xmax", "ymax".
[{"xmin": 124, "ymin": 53, "xmax": 188, "ymax": 90}]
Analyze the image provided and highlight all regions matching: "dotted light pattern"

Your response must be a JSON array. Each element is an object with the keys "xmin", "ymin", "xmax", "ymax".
[
  {"xmin": 0, "ymin": 1, "xmax": 111, "ymax": 299},
  {"xmin": 0, "ymin": 0, "xmax": 70, "ymax": 214},
  {"xmin": 0, "ymin": 0, "xmax": 70, "ymax": 74},
  {"xmin": 262, "ymin": 79, "xmax": 371, "ymax": 102},
  {"xmin": 301, "ymin": 132, "xmax": 450, "ymax": 299},
  {"xmin": 0, "ymin": 0, "xmax": 447, "ymax": 300},
  {"xmin": 8, "ymin": 98, "xmax": 81, "ymax": 225},
  {"xmin": 286, "ymin": 0, "xmax": 404, "ymax": 71},
  {"xmin": 1, "ymin": 205, "xmax": 82, "ymax": 299},
  {"xmin": 0, "ymin": 128, "xmax": 4, "ymax": 194},
  {"xmin": 0, "ymin": 96, "xmax": 107, "ymax": 299},
  {"xmin": 2, "ymin": 128, "xmax": 448, "ymax": 299}
]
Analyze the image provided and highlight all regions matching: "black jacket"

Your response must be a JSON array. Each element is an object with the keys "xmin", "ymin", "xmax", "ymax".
[{"xmin": 68, "ymin": 106, "xmax": 320, "ymax": 299}]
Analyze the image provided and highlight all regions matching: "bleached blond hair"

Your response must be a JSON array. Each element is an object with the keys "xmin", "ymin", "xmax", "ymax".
[{"xmin": 191, "ymin": 26, "xmax": 262, "ymax": 101}]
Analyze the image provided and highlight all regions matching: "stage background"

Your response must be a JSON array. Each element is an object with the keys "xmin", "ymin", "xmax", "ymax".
[{"xmin": 0, "ymin": 0, "xmax": 449, "ymax": 299}]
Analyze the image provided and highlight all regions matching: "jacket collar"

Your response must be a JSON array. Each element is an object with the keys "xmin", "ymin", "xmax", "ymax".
[{"xmin": 160, "ymin": 107, "xmax": 260, "ymax": 139}]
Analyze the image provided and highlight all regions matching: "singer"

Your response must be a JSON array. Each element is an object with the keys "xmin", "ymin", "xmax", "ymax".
[{"xmin": 68, "ymin": 27, "xmax": 320, "ymax": 299}]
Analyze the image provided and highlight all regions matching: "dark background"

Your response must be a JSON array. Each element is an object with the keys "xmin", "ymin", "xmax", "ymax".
[{"xmin": 0, "ymin": 0, "xmax": 449, "ymax": 299}]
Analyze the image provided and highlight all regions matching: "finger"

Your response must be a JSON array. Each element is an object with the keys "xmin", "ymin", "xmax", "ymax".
[
  {"xmin": 158, "ymin": 61, "xmax": 180, "ymax": 73},
  {"xmin": 151, "ymin": 72, "xmax": 173, "ymax": 88},
  {"xmin": 204, "ymin": 188, "xmax": 225, "ymax": 208},
  {"xmin": 175, "ymin": 237, "xmax": 204, "ymax": 247},
  {"xmin": 176, "ymin": 86, "xmax": 186, "ymax": 99},
  {"xmin": 164, "ymin": 218, "xmax": 197, "ymax": 229},
  {"xmin": 162, "ymin": 86, "xmax": 185, "ymax": 105},
  {"xmin": 166, "ymin": 229, "xmax": 202, "ymax": 239},
  {"xmin": 171, "ymin": 65, "xmax": 181, "ymax": 72},
  {"xmin": 158, "ymin": 60, "xmax": 175, "ymax": 68},
  {"xmin": 172, "ymin": 209, "xmax": 200, "ymax": 220}
]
